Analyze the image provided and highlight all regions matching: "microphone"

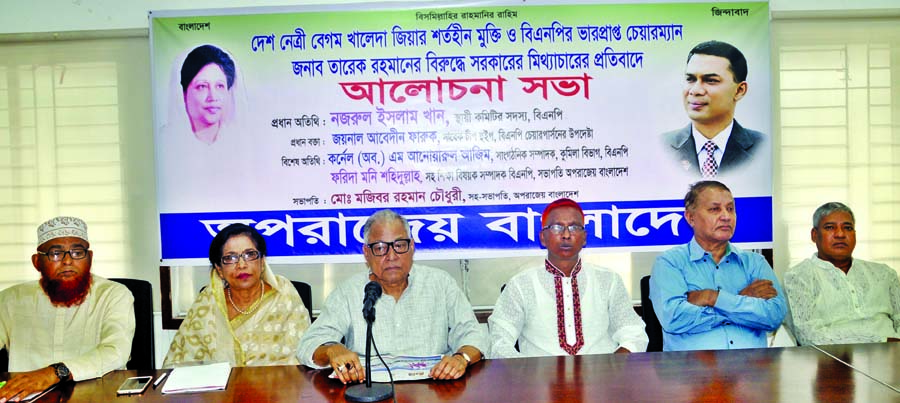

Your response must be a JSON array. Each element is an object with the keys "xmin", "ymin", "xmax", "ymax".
[
  {"xmin": 345, "ymin": 281, "xmax": 393, "ymax": 403},
  {"xmin": 362, "ymin": 281, "xmax": 382, "ymax": 323}
]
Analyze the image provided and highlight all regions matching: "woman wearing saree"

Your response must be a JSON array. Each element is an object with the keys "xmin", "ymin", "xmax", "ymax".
[{"xmin": 163, "ymin": 224, "xmax": 310, "ymax": 367}]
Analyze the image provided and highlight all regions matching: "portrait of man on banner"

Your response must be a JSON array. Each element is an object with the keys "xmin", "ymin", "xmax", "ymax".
[{"xmin": 661, "ymin": 40, "xmax": 767, "ymax": 179}]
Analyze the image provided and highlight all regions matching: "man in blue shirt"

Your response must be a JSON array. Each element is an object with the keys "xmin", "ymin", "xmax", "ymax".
[{"xmin": 650, "ymin": 181, "xmax": 786, "ymax": 351}]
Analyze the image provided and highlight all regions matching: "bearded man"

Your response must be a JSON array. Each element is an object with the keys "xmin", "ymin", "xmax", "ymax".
[{"xmin": 0, "ymin": 216, "xmax": 134, "ymax": 402}]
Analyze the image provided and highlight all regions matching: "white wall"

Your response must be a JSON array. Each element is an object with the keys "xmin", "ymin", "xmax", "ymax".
[{"xmin": 2, "ymin": 0, "xmax": 899, "ymax": 36}]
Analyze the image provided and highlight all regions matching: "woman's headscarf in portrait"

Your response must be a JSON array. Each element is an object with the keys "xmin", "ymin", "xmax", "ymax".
[
  {"xmin": 161, "ymin": 43, "xmax": 248, "ymax": 144},
  {"xmin": 156, "ymin": 43, "xmax": 253, "ymax": 212}
]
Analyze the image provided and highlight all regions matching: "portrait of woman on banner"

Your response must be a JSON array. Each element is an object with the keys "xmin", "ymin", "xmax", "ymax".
[
  {"xmin": 163, "ymin": 43, "xmax": 247, "ymax": 145},
  {"xmin": 157, "ymin": 43, "xmax": 253, "ymax": 211}
]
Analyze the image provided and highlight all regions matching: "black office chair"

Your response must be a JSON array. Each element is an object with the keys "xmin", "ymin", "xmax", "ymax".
[
  {"xmin": 109, "ymin": 278, "xmax": 156, "ymax": 370},
  {"xmin": 292, "ymin": 281, "xmax": 313, "ymax": 314},
  {"xmin": 640, "ymin": 275, "xmax": 663, "ymax": 352},
  {"xmin": 0, "ymin": 347, "xmax": 7, "ymax": 373}
]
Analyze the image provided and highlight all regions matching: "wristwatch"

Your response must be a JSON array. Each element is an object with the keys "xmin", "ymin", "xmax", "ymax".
[
  {"xmin": 50, "ymin": 362, "xmax": 71, "ymax": 382},
  {"xmin": 453, "ymin": 351, "xmax": 472, "ymax": 366}
]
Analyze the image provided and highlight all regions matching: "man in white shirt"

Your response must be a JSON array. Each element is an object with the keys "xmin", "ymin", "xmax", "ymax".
[
  {"xmin": 488, "ymin": 198, "xmax": 648, "ymax": 358},
  {"xmin": 298, "ymin": 209, "xmax": 486, "ymax": 384},
  {"xmin": 784, "ymin": 202, "xmax": 900, "ymax": 345},
  {"xmin": 0, "ymin": 217, "xmax": 134, "ymax": 402}
]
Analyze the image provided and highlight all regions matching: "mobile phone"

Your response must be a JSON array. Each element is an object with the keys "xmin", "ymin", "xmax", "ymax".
[{"xmin": 116, "ymin": 376, "xmax": 153, "ymax": 395}]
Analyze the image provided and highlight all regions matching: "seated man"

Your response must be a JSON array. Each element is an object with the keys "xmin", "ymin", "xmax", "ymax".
[
  {"xmin": 650, "ymin": 181, "xmax": 786, "ymax": 351},
  {"xmin": 784, "ymin": 202, "xmax": 900, "ymax": 345},
  {"xmin": 0, "ymin": 217, "xmax": 135, "ymax": 401},
  {"xmin": 298, "ymin": 209, "xmax": 487, "ymax": 383},
  {"xmin": 489, "ymin": 198, "xmax": 647, "ymax": 358}
]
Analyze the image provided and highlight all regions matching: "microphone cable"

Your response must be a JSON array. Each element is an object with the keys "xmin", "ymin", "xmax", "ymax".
[{"xmin": 370, "ymin": 335, "xmax": 397, "ymax": 403}]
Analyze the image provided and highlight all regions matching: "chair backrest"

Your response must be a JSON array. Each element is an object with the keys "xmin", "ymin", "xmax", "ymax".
[
  {"xmin": 640, "ymin": 275, "xmax": 664, "ymax": 352},
  {"xmin": 109, "ymin": 278, "xmax": 156, "ymax": 370},
  {"xmin": 291, "ymin": 281, "xmax": 313, "ymax": 314},
  {"xmin": 0, "ymin": 347, "xmax": 7, "ymax": 373}
]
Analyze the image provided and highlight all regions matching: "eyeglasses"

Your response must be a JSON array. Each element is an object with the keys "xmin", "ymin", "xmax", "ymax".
[
  {"xmin": 37, "ymin": 248, "xmax": 89, "ymax": 262},
  {"xmin": 542, "ymin": 224, "xmax": 586, "ymax": 235},
  {"xmin": 366, "ymin": 239, "xmax": 411, "ymax": 257},
  {"xmin": 221, "ymin": 250, "xmax": 262, "ymax": 265}
]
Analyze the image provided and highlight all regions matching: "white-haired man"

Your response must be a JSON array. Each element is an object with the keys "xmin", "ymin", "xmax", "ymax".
[{"xmin": 298, "ymin": 209, "xmax": 486, "ymax": 383}]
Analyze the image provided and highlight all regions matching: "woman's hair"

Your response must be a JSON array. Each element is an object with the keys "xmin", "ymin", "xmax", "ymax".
[
  {"xmin": 180, "ymin": 44, "xmax": 236, "ymax": 94},
  {"xmin": 208, "ymin": 223, "xmax": 267, "ymax": 267}
]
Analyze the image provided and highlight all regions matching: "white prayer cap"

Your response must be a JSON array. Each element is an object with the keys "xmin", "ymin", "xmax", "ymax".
[{"xmin": 37, "ymin": 216, "xmax": 89, "ymax": 246}]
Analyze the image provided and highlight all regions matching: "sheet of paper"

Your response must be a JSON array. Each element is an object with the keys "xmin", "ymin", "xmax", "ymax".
[
  {"xmin": 330, "ymin": 355, "xmax": 443, "ymax": 383},
  {"xmin": 21, "ymin": 383, "xmax": 58, "ymax": 402},
  {"xmin": 161, "ymin": 361, "xmax": 232, "ymax": 394}
]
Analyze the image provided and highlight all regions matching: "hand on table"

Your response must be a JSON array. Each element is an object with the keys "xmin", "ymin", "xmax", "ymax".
[
  {"xmin": 325, "ymin": 344, "xmax": 364, "ymax": 384},
  {"xmin": 0, "ymin": 367, "xmax": 56, "ymax": 403},
  {"xmin": 429, "ymin": 354, "xmax": 467, "ymax": 380}
]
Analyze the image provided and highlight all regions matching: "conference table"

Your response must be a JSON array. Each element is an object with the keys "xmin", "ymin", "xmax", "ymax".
[
  {"xmin": 814, "ymin": 342, "xmax": 900, "ymax": 393},
  {"xmin": 4, "ymin": 343, "xmax": 900, "ymax": 402}
]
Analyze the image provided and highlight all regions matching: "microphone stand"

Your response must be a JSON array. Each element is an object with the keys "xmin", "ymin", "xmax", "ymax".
[{"xmin": 345, "ymin": 308, "xmax": 393, "ymax": 402}]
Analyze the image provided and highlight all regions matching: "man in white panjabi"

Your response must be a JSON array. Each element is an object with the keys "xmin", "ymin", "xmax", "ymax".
[
  {"xmin": 0, "ymin": 216, "xmax": 134, "ymax": 402},
  {"xmin": 784, "ymin": 202, "xmax": 900, "ymax": 345},
  {"xmin": 488, "ymin": 198, "xmax": 648, "ymax": 358}
]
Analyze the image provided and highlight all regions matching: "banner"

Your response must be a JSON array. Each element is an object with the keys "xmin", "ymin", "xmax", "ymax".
[{"xmin": 151, "ymin": 1, "xmax": 772, "ymax": 263}]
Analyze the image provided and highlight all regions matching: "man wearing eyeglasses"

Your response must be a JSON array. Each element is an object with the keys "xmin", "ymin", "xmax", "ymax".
[
  {"xmin": 649, "ymin": 181, "xmax": 786, "ymax": 351},
  {"xmin": 298, "ymin": 209, "xmax": 487, "ymax": 383},
  {"xmin": 488, "ymin": 198, "xmax": 648, "ymax": 358},
  {"xmin": 0, "ymin": 216, "xmax": 134, "ymax": 402}
]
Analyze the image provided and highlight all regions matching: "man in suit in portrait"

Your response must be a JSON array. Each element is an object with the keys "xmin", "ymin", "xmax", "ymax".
[{"xmin": 663, "ymin": 40, "xmax": 766, "ymax": 178}]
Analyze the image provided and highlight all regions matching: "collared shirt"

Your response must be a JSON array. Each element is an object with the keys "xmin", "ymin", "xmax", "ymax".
[
  {"xmin": 0, "ymin": 275, "xmax": 135, "ymax": 381},
  {"xmin": 692, "ymin": 120, "xmax": 734, "ymax": 168},
  {"xmin": 784, "ymin": 254, "xmax": 900, "ymax": 345},
  {"xmin": 298, "ymin": 265, "xmax": 488, "ymax": 368},
  {"xmin": 488, "ymin": 261, "xmax": 647, "ymax": 358},
  {"xmin": 650, "ymin": 239, "xmax": 786, "ymax": 351}
]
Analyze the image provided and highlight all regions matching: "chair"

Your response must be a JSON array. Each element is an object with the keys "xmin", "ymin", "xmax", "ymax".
[
  {"xmin": 109, "ymin": 278, "xmax": 156, "ymax": 370},
  {"xmin": 0, "ymin": 347, "xmax": 7, "ymax": 373},
  {"xmin": 292, "ymin": 281, "xmax": 313, "ymax": 314},
  {"xmin": 640, "ymin": 275, "xmax": 664, "ymax": 352}
]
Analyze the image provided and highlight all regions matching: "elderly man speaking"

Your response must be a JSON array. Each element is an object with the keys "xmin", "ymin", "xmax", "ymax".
[{"xmin": 298, "ymin": 209, "xmax": 487, "ymax": 383}]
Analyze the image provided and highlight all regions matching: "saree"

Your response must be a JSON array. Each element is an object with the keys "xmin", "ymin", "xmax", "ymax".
[{"xmin": 163, "ymin": 265, "xmax": 310, "ymax": 367}]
